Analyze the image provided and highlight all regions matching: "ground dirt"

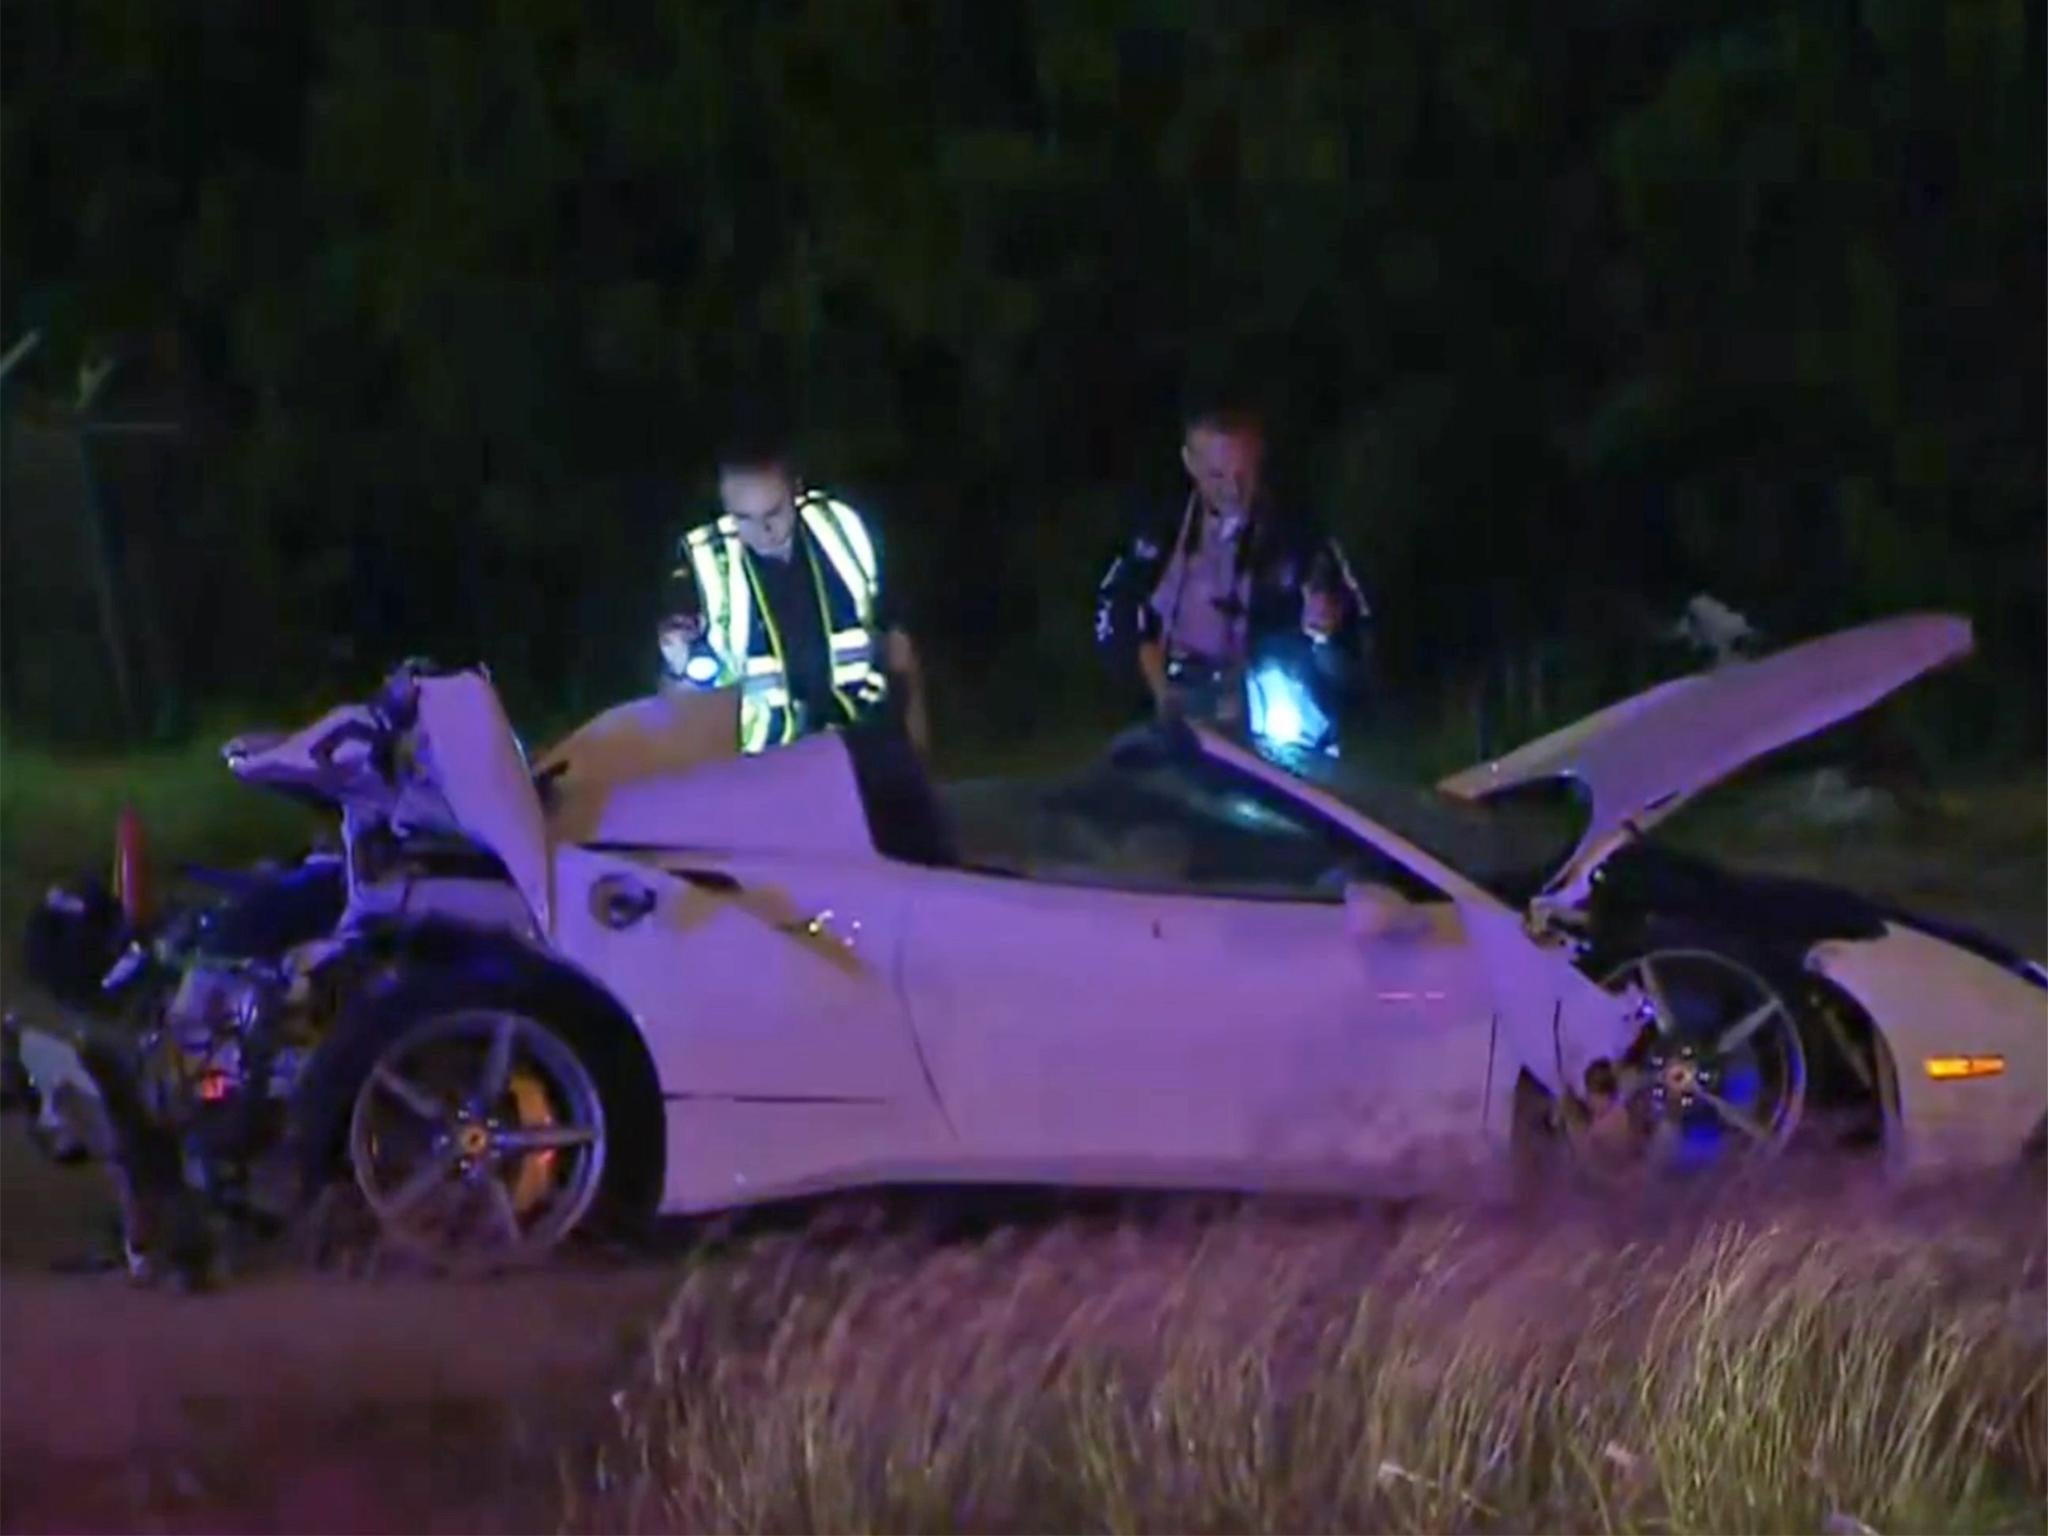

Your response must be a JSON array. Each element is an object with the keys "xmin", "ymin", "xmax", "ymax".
[{"xmin": 0, "ymin": 1123, "xmax": 677, "ymax": 1533}]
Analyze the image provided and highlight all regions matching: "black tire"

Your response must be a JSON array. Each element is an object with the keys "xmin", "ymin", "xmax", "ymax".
[
  {"xmin": 1564, "ymin": 919, "xmax": 1844, "ymax": 1177},
  {"xmin": 1623, "ymin": 918, "xmax": 1897, "ymax": 1145},
  {"xmin": 288, "ymin": 964, "xmax": 662, "ymax": 1270}
]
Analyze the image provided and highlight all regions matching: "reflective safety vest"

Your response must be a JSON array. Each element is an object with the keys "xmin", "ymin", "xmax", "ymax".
[{"xmin": 677, "ymin": 492, "xmax": 886, "ymax": 753}]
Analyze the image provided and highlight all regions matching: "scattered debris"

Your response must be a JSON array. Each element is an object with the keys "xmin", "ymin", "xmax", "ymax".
[
  {"xmin": 1601, "ymin": 1440, "xmax": 1642, "ymax": 1477},
  {"xmin": 1668, "ymin": 593, "xmax": 1760, "ymax": 666},
  {"xmin": 1751, "ymin": 766, "xmax": 1903, "ymax": 830}
]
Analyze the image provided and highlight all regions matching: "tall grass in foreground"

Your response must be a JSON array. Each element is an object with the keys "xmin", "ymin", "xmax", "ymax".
[{"xmin": 569, "ymin": 1179, "xmax": 2046, "ymax": 1534}]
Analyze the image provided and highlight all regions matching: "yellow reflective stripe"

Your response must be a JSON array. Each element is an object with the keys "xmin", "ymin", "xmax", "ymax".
[
  {"xmin": 735, "ymin": 538, "xmax": 804, "ymax": 752},
  {"xmin": 740, "ymin": 675, "xmax": 793, "ymax": 753},
  {"xmin": 803, "ymin": 509, "xmax": 866, "ymax": 618},
  {"xmin": 683, "ymin": 529, "xmax": 745, "ymax": 684},
  {"xmin": 724, "ymin": 537, "xmax": 752, "ymax": 665},
  {"xmin": 672, "ymin": 552, "xmax": 724, "ymax": 675},
  {"xmin": 740, "ymin": 694, "xmax": 774, "ymax": 752},
  {"xmin": 823, "ymin": 497, "xmax": 878, "ymax": 588},
  {"xmin": 801, "ymin": 498, "xmax": 876, "ymax": 625},
  {"xmin": 737, "ymin": 625, "xmax": 870, "ymax": 676},
  {"xmin": 713, "ymin": 515, "xmax": 776, "ymax": 755},
  {"xmin": 685, "ymin": 534, "xmax": 724, "ymax": 632},
  {"xmin": 829, "ymin": 624, "xmax": 880, "ymax": 702},
  {"xmin": 795, "ymin": 530, "xmax": 865, "ymax": 721},
  {"xmin": 740, "ymin": 545, "xmax": 789, "ymax": 691}
]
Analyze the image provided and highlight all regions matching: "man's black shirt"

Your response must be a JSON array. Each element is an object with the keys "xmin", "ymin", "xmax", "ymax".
[{"xmin": 747, "ymin": 533, "xmax": 840, "ymax": 726}]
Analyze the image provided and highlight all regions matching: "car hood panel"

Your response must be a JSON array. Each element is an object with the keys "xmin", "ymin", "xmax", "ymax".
[{"xmin": 1437, "ymin": 613, "xmax": 1974, "ymax": 886}]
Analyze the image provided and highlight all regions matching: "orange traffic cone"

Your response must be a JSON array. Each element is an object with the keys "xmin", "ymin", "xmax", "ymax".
[{"xmin": 113, "ymin": 804, "xmax": 154, "ymax": 930}]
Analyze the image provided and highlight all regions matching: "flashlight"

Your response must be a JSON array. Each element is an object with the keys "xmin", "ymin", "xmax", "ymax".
[
  {"xmin": 661, "ymin": 628, "xmax": 724, "ymax": 688},
  {"xmin": 1245, "ymin": 660, "xmax": 1334, "ymax": 755}
]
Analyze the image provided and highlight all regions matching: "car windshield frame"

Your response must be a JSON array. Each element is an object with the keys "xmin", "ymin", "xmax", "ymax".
[{"xmin": 1232, "ymin": 733, "xmax": 1590, "ymax": 905}]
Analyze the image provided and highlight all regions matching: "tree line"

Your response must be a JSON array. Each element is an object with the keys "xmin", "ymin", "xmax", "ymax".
[{"xmin": 4, "ymin": 0, "xmax": 2041, "ymax": 755}]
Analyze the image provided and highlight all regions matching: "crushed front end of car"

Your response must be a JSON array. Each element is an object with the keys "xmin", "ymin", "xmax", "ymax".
[{"xmin": 5, "ymin": 850, "xmax": 349, "ymax": 1287}]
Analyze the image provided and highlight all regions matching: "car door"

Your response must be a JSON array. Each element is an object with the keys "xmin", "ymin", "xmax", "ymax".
[
  {"xmin": 900, "ymin": 750, "xmax": 1499, "ymax": 1183},
  {"xmin": 552, "ymin": 843, "xmax": 934, "ymax": 1106}
]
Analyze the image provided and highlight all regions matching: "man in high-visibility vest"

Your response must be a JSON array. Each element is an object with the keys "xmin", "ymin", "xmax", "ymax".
[{"xmin": 657, "ymin": 441, "xmax": 929, "ymax": 755}]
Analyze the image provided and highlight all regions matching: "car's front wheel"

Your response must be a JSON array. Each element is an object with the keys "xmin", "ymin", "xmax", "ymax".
[
  {"xmin": 295, "ymin": 967, "xmax": 658, "ymax": 1272},
  {"xmin": 1582, "ymin": 944, "xmax": 1810, "ymax": 1176},
  {"xmin": 344, "ymin": 1006, "xmax": 610, "ymax": 1267}
]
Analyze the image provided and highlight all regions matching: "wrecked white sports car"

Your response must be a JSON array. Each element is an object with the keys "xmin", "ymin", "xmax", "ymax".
[{"xmin": 8, "ymin": 614, "xmax": 2043, "ymax": 1271}]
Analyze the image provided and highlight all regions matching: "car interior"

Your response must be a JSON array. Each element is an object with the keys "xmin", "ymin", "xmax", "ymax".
[{"xmin": 843, "ymin": 715, "xmax": 1444, "ymax": 904}]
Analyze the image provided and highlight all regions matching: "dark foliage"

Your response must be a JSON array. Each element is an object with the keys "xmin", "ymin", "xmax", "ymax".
[{"xmin": 3, "ymin": 1, "xmax": 2041, "ymax": 752}]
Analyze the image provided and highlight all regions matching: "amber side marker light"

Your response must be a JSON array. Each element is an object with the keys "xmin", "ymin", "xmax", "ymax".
[{"xmin": 1924, "ymin": 1055, "xmax": 2007, "ymax": 1081}]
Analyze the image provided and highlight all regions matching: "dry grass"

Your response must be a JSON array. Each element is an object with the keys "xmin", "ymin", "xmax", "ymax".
[{"xmin": 568, "ymin": 1175, "xmax": 2047, "ymax": 1535}]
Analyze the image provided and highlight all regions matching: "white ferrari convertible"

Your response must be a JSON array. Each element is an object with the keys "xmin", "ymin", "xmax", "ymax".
[{"xmin": 10, "ymin": 613, "xmax": 2044, "ymax": 1268}]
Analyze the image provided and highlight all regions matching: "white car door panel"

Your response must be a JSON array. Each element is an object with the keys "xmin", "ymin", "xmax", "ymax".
[
  {"xmin": 1307, "ymin": 899, "xmax": 1503, "ymax": 1183},
  {"xmin": 900, "ymin": 870, "xmax": 1497, "ymax": 1183},
  {"xmin": 552, "ymin": 845, "xmax": 936, "ymax": 1106},
  {"xmin": 902, "ymin": 742, "xmax": 1508, "ymax": 1183}
]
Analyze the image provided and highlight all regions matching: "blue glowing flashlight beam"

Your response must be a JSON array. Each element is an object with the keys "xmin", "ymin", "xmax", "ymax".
[
  {"xmin": 1245, "ymin": 662, "xmax": 1331, "ymax": 753},
  {"xmin": 661, "ymin": 630, "xmax": 726, "ymax": 687}
]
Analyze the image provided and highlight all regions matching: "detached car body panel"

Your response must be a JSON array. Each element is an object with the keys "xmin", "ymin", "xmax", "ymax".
[{"xmin": 1439, "ymin": 613, "xmax": 1976, "ymax": 894}]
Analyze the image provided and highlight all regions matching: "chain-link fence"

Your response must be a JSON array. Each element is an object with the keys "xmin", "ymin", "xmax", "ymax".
[{"xmin": 1, "ymin": 361, "xmax": 195, "ymax": 747}]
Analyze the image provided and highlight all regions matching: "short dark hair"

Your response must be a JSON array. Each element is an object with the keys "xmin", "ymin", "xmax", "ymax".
[
  {"xmin": 715, "ymin": 428, "xmax": 796, "ymax": 480},
  {"xmin": 714, "ymin": 381, "xmax": 799, "ymax": 476},
  {"xmin": 1180, "ymin": 400, "xmax": 1266, "ymax": 442}
]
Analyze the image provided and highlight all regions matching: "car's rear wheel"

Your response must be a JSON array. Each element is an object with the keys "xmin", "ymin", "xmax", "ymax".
[{"xmin": 346, "ymin": 1007, "xmax": 609, "ymax": 1268}]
